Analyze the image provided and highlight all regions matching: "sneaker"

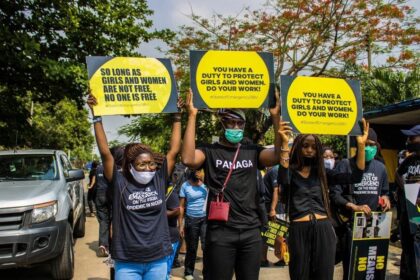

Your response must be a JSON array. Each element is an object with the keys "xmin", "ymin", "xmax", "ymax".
[
  {"xmin": 184, "ymin": 275, "xmax": 194, "ymax": 280},
  {"xmin": 260, "ymin": 260, "xmax": 270, "ymax": 267},
  {"xmin": 274, "ymin": 260, "xmax": 286, "ymax": 267},
  {"xmin": 98, "ymin": 245, "xmax": 109, "ymax": 257}
]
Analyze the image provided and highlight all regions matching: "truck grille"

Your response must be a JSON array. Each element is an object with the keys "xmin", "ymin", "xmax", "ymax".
[{"xmin": 0, "ymin": 207, "xmax": 32, "ymax": 231}]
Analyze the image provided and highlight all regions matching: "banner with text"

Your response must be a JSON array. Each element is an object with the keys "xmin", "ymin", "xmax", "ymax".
[
  {"xmin": 281, "ymin": 76, "xmax": 362, "ymax": 135},
  {"xmin": 349, "ymin": 212, "xmax": 392, "ymax": 280},
  {"xmin": 86, "ymin": 56, "xmax": 178, "ymax": 116},
  {"xmin": 261, "ymin": 219, "xmax": 289, "ymax": 247},
  {"xmin": 190, "ymin": 50, "xmax": 275, "ymax": 109}
]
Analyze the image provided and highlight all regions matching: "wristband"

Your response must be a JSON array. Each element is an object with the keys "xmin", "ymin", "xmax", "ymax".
[
  {"xmin": 92, "ymin": 116, "xmax": 102, "ymax": 124},
  {"xmin": 281, "ymin": 147, "xmax": 290, "ymax": 152},
  {"xmin": 172, "ymin": 115, "xmax": 182, "ymax": 122}
]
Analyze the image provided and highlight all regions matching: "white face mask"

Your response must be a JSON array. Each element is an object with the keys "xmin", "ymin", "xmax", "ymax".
[
  {"xmin": 324, "ymin": 158, "xmax": 335, "ymax": 170},
  {"xmin": 130, "ymin": 165, "xmax": 156, "ymax": 184}
]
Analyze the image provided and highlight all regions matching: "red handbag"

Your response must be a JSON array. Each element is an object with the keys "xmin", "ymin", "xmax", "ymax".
[{"xmin": 208, "ymin": 144, "xmax": 241, "ymax": 222}]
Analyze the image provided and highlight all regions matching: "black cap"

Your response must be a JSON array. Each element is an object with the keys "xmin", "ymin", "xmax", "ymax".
[{"xmin": 401, "ymin": 125, "xmax": 420, "ymax": 136}]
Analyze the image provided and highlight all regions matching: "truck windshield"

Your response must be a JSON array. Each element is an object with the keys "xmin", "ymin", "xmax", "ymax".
[{"xmin": 0, "ymin": 154, "xmax": 58, "ymax": 181}]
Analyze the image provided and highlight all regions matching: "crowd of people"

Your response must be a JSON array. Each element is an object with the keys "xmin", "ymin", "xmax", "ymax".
[{"xmin": 85, "ymin": 91, "xmax": 420, "ymax": 280}]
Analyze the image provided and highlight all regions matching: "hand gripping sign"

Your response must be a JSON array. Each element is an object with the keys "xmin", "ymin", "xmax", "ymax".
[
  {"xmin": 86, "ymin": 56, "xmax": 178, "ymax": 116},
  {"xmin": 190, "ymin": 50, "xmax": 275, "ymax": 109},
  {"xmin": 280, "ymin": 75, "xmax": 363, "ymax": 135}
]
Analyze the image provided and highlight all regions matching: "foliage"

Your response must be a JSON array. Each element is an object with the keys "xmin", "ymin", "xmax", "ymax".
[
  {"xmin": 0, "ymin": 0, "xmax": 174, "ymax": 147},
  {"xmin": 338, "ymin": 64, "xmax": 419, "ymax": 111},
  {"xmin": 30, "ymin": 98, "xmax": 94, "ymax": 162},
  {"xmin": 121, "ymin": 0, "xmax": 418, "ymax": 146}
]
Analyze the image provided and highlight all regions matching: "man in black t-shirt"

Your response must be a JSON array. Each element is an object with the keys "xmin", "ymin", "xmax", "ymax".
[
  {"xmin": 395, "ymin": 124, "xmax": 420, "ymax": 280},
  {"xmin": 181, "ymin": 90, "xmax": 281, "ymax": 280},
  {"xmin": 330, "ymin": 128, "xmax": 390, "ymax": 280}
]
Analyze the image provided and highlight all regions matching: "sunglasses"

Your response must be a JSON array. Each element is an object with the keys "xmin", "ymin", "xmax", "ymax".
[{"xmin": 222, "ymin": 117, "xmax": 245, "ymax": 129}]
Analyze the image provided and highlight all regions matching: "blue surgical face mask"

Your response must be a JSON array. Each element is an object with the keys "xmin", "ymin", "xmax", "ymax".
[
  {"xmin": 365, "ymin": 146, "xmax": 377, "ymax": 162},
  {"xmin": 224, "ymin": 129, "xmax": 244, "ymax": 144}
]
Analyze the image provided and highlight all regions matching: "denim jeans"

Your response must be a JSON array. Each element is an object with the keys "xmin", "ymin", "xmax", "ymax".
[
  {"xmin": 166, "ymin": 241, "xmax": 180, "ymax": 280},
  {"xmin": 94, "ymin": 190, "xmax": 110, "ymax": 248},
  {"xmin": 115, "ymin": 257, "xmax": 167, "ymax": 280},
  {"xmin": 184, "ymin": 216, "xmax": 206, "ymax": 276}
]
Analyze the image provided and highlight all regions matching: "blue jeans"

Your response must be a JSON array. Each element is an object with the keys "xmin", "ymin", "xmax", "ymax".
[
  {"xmin": 115, "ymin": 257, "xmax": 167, "ymax": 280},
  {"xmin": 166, "ymin": 241, "xmax": 180, "ymax": 280}
]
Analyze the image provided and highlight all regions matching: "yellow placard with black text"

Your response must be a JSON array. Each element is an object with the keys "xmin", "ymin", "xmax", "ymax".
[
  {"xmin": 86, "ymin": 56, "xmax": 178, "ymax": 116},
  {"xmin": 280, "ymin": 76, "xmax": 363, "ymax": 135},
  {"xmin": 190, "ymin": 50, "xmax": 275, "ymax": 109}
]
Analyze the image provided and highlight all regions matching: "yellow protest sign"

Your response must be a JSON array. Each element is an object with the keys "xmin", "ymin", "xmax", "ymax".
[
  {"xmin": 190, "ymin": 50, "xmax": 275, "ymax": 109},
  {"xmin": 281, "ymin": 76, "xmax": 363, "ymax": 135},
  {"xmin": 86, "ymin": 56, "xmax": 178, "ymax": 116}
]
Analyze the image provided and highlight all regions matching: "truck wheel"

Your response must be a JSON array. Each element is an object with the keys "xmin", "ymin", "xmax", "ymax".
[
  {"xmin": 74, "ymin": 207, "xmax": 86, "ymax": 238},
  {"xmin": 51, "ymin": 223, "xmax": 74, "ymax": 280}
]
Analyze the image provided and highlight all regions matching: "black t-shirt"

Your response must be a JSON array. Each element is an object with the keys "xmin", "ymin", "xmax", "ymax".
[
  {"xmin": 198, "ymin": 142, "xmax": 264, "ymax": 229},
  {"xmin": 262, "ymin": 165, "xmax": 279, "ymax": 204},
  {"xmin": 166, "ymin": 186, "xmax": 180, "ymax": 243},
  {"xmin": 397, "ymin": 154, "xmax": 420, "ymax": 213},
  {"xmin": 278, "ymin": 161, "xmax": 363, "ymax": 220},
  {"xmin": 110, "ymin": 159, "xmax": 172, "ymax": 262},
  {"xmin": 95, "ymin": 165, "xmax": 110, "ymax": 193},
  {"xmin": 331, "ymin": 159, "xmax": 389, "ymax": 211}
]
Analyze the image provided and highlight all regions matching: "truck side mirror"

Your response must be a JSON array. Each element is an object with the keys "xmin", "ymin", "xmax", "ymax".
[{"xmin": 66, "ymin": 169, "xmax": 85, "ymax": 182}]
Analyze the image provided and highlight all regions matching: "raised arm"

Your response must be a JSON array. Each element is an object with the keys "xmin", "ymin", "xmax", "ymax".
[
  {"xmin": 259, "ymin": 89, "xmax": 281, "ymax": 167},
  {"xmin": 87, "ymin": 94, "xmax": 114, "ymax": 182},
  {"xmin": 166, "ymin": 97, "xmax": 183, "ymax": 176},
  {"xmin": 354, "ymin": 118, "xmax": 369, "ymax": 170},
  {"xmin": 181, "ymin": 89, "xmax": 205, "ymax": 169}
]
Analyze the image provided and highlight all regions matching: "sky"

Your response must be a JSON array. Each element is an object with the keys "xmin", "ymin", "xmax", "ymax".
[{"xmin": 99, "ymin": 0, "xmax": 419, "ymax": 147}]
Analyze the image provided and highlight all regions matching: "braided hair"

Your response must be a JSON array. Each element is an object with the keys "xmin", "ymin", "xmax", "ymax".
[{"xmin": 122, "ymin": 143, "xmax": 164, "ymax": 179}]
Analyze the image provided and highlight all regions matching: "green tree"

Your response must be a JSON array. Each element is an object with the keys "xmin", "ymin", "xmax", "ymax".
[
  {"xmin": 121, "ymin": 0, "xmax": 418, "ymax": 146},
  {"xmin": 30, "ymin": 98, "xmax": 94, "ymax": 162},
  {"xmin": 339, "ymin": 64, "xmax": 419, "ymax": 111},
  {"xmin": 0, "ymin": 0, "xmax": 173, "ymax": 147}
]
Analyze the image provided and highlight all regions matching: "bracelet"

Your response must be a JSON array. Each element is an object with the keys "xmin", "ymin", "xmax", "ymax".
[
  {"xmin": 280, "ymin": 157, "xmax": 290, "ymax": 161},
  {"xmin": 172, "ymin": 115, "xmax": 182, "ymax": 122},
  {"xmin": 281, "ymin": 147, "xmax": 290, "ymax": 152},
  {"xmin": 92, "ymin": 116, "xmax": 102, "ymax": 124}
]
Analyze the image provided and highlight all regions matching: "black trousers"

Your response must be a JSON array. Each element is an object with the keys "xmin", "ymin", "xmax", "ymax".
[
  {"xmin": 339, "ymin": 223, "xmax": 353, "ymax": 280},
  {"xmin": 94, "ymin": 190, "xmax": 110, "ymax": 248},
  {"xmin": 204, "ymin": 225, "xmax": 261, "ymax": 280},
  {"xmin": 184, "ymin": 216, "xmax": 207, "ymax": 276},
  {"xmin": 289, "ymin": 218, "xmax": 336, "ymax": 280}
]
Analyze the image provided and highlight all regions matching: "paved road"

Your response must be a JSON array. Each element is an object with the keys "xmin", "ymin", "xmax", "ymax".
[{"xmin": 1, "ymin": 215, "xmax": 402, "ymax": 279}]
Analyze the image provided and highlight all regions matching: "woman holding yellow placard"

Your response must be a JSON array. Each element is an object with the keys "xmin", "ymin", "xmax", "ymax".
[
  {"xmin": 87, "ymin": 94, "xmax": 182, "ymax": 280},
  {"xmin": 276, "ymin": 119, "xmax": 369, "ymax": 280}
]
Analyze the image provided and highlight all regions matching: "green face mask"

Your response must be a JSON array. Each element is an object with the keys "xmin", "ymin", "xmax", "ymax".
[
  {"xmin": 225, "ymin": 129, "xmax": 244, "ymax": 144},
  {"xmin": 365, "ymin": 145, "xmax": 377, "ymax": 162}
]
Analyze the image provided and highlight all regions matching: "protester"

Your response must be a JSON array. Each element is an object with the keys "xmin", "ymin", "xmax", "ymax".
[
  {"xmin": 181, "ymin": 90, "xmax": 281, "ymax": 280},
  {"xmin": 277, "ymin": 118, "xmax": 369, "ymax": 280},
  {"xmin": 88, "ymin": 161, "xmax": 99, "ymax": 217},
  {"xmin": 330, "ymin": 128, "xmax": 391, "ymax": 280},
  {"xmin": 88, "ymin": 94, "xmax": 182, "ymax": 280},
  {"xmin": 166, "ymin": 183, "xmax": 180, "ymax": 280},
  {"xmin": 93, "ymin": 163, "xmax": 110, "ymax": 257},
  {"xmin": 107, "ymin": 146, "xmax": 125, "ymax": 280},
  {"xmin": 395, "ymin": 124, "xmax": 420, "ymax": 280},
  {"xmin": 178, "ymin": 168, "xmax": 207, "ymax": 280},
  {"xmin": 322, "ymin": 147, "xmax": 336, "ymax": 170},
  {"xmin": 260, "ymin": 165, "xmax": 280, "ymax": 267}
]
